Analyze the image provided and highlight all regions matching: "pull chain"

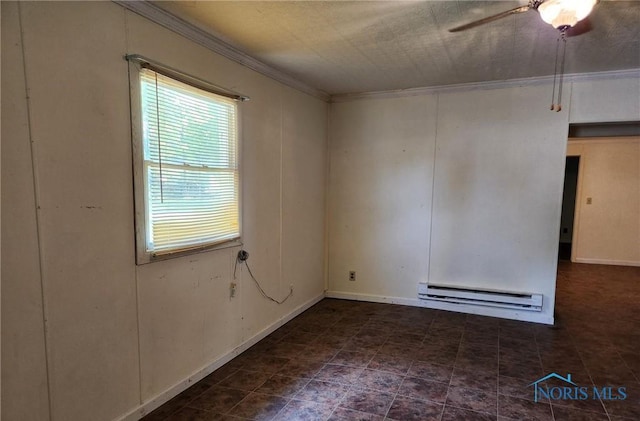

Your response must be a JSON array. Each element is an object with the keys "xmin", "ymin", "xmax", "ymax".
[
  {"xmin": 551, "ymin": 28, "xmax": 568, "ymax": 112},
  {"xmin": 556, "ymin": 29, "xmax": 567, "ymax": 112},
  {"xmin": 550, "ymin": 34, "xmax": 560, "ymax": 111}
]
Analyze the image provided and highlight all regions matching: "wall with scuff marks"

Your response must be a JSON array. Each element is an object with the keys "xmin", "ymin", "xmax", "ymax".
[
  {"xmin": 327, "ymin": 76, "xmax": 640, "ymax": 325},
  {"xmin": 1, "ymin": 2, "xmax": 327, "ymax": 420}
]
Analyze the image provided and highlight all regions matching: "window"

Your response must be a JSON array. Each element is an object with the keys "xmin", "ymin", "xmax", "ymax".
[{"xmin": 130, "ymin": 65, "xmax": 240, "ymax": 263}]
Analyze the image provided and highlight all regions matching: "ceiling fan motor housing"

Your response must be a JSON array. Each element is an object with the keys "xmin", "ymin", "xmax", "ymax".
[{"xmin": 538, "ymin": 0, "xmax": 598, "ymax": 29}]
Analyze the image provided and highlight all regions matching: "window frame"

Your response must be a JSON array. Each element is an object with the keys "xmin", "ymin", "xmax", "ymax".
[{"xmin": 128, "ymin": 60, "xmax": 243, "ymax": 264}]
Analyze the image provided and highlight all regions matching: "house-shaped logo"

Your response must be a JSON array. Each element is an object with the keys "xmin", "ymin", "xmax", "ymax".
[{"xmin": 529, "ymin": 373, "xmax": 576, "ymax": 402}]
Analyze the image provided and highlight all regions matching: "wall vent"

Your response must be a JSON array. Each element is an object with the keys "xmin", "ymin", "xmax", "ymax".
[{"xmin": 418, "ymin": 283, "xmax": 542, "ymax": 312}]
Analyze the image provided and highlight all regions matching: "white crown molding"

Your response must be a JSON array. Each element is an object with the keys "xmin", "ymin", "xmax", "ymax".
[
  {"xmin": 330, "ymin": 68, "xmax": 640, "ymax": 103},
  {"xmin": 113, "ymin": 0, "xmax": 330, "ymax": 102}
]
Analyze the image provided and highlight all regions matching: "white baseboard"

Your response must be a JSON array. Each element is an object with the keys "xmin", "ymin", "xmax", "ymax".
[
  {"xmin": 326, "ymin": 291, "xmax": 423, "ymax": 307},
  {"xmin": 116, "ymin": 293, "xmax": 325, "ymax": 421},
  {"xmin": 325, "ymin": 291, "xmax": 554, "ymax": 325},
  {"xmin": 573, "ymin": 258, "xmax": 640, "ymax": 267}
]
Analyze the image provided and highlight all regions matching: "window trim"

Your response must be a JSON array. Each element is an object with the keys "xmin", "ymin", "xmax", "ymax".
[{"xmin": 128, "ymin": 59, "xmax": 243, "ymax": 264}]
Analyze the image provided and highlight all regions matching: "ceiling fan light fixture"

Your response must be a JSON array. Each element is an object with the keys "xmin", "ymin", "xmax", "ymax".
[{"xmin": 538, "ymin": 0, "xmax": 597, "ymax": 29}]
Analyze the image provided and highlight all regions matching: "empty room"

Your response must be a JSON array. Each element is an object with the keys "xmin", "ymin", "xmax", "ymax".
[{"xmin": 2, "ymin": 1, "xmax": 640, "ymax": 421}]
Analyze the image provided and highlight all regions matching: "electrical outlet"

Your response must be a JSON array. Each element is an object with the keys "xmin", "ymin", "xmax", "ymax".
[
  {"xmin": 230, "ymin": 282, "xmax": 237, "ymax": 298},
  {"xmin": 349, "ymin": 271, "xmax": 356, "ymax": 281}
]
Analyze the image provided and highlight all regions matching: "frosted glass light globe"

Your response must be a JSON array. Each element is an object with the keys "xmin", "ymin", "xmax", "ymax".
[{"xmin": 538, "ymin": 0, "xmax": 597, "ymax": 29}]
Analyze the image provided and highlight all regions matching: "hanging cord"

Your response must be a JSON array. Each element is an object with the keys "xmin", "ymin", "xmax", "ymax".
[
  {"xmin": 154, "ymin": 72, "xmax": 165, "ymax": 202},
  {"xmin": 556, "ymin": 29, "xmax": 568, "ymax": 112},
  {"xmin": 233, "ymin": 250, "xmax": 293, "ymax": 305},
  {"xmin": 550, "ymin": 34, "xmax": 560, "ymax": 111}
]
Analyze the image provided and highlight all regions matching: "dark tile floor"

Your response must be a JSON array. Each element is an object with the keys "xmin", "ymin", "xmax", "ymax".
[{"xmin": 143, "ymin": 262, "xmax": 640, "ymax": 420}]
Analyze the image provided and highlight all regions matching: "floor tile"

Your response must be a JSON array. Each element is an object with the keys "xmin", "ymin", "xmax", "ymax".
[
  {"xmin": 451, "ymin": 367, "xmax": 498, "ymax": 392},
  {"xmin": 458, "ymin": 344, "xmax": 498, "ymax": 360},
  {"xmin": 366, "ymin": 353, "xmax": 412, "ymax": 375},
  {"xmin": 301, "ymin": 346, "xmax": 340, "ymax": 363},
  {"xmin": 386, "ymin": 331, "xmax": 425, "ymax": 347},
  {"xmin": 202, "ymin": 365, "xmax": 241, "ymax": 386},
  {"xmin": 277, "ymin": 359, "xmax": 324, "ymax": 379},
  {"xmin": 255, "ymin": 374, "xmax": 310, "ymax": 398},
  {"xmin": 602, "ymin": 398, "xmax": 640, "ymax": 419},
  {"xmin": 548, "ymin": 394, "xmax": 607, "ymax": 414},
  {"xmin": 398, "ymin": 377, "xmax": 449, "ymax": 403},
  {"xmin": 377, "ymin": 342, "xmax": 419, "ymax": 357},
  {"xmin": 355, "ymin": 369, "xmax": 403, "ymax": 393},
  {"xmin": 315, "ymin": 364, "xmax": 364, "ymax": 385},
  {"xmin": 498, "ymin": 375, "xmax": 546, "ymax": 402},
  {"xmin": 327, "ymin": 407, "xmax": 384, "ymax": 421},
  {"xmin": 217, "ymin": 370, "xmax": 271, "ymax": 392},
  {"xmin": 386, "ymin": 395, "xmax": 443, "ymax": 421},
  {"xmin": 187, "ymin": 386, "xmax": 250, "ymax": 413},
  {"xmin": 446, "ymin": 386, "xmax": 497, "ymax": 415},
  {"xmin": 143, "ymin": 382, "xmax": 213, "ymax": 420},
  {"xmin": 551, "ymin": 405, "xmax": 609, "ymax": 420},
  {"xmin": 407, "ymin": 360, "xmax": 453, "ymax": 384},
  {"xmin": 228, "ymin": 392, "xmax": 288, "ymax": 420},
  {"xmin": 294, "ymin": 380, "xmax": 350, "ymax": 406},
  {"xmin": 498, "ymin": 395, "xmax": 552, "ymax": 420},
  {"xmin": 273, "ymin": 399, "xmax": 334, "ymax": 421},
  {"xmin": 441, "ymin": 405, "xmax": 497, "ymax": 421},
  {"xmin": 267, "ymin": 342, "xmax": 308, "ymax": 360},
  {"xmin": 330, "ymin": 350, "xmax": 375, "ymax": 368},
  {"xmin": 338, "ymin": 388, "xmax": 394, "ymax": 416},
  {"xmin": 281, "ymin": 330, "xmax": 320, "ymax": 346},
  {"xmin": 499, "ymin": 358, "xmax": 544, "ymax": 380},
  {"xmin": 455, "ymin": 355, "xmax": 498, "ymax": 373},
  {"xmin": 240, "ymin": 356, "xmax": 291, "ymax": 374},
  {"xmin": 166, "ymin": 406, "xmax": 241, "ymax": 420}
]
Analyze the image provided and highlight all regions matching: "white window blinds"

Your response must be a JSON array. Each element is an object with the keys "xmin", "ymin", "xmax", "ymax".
[{"xmin": 139, "ymin": 68, "xmax": 239, "ymax": 255}]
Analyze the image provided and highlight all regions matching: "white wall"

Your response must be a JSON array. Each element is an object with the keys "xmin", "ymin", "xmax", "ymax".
[
  {"xmin": 570, "ymin": 77, "xmax": 640, "ymax": 123},
  {"xmin": 1, "ymin": 2, "xmax": 327, "ymax": 421},
  {"xmin": 328, "ymin": 96, "xmax": 437, "ymax": 299},
  {"xmin": 328, "ymin": 76, "xmax": 640, "ymax": 325},
  {"xmin": 567, "ymin": 137, "xmax": 640, "ymax": 266}
]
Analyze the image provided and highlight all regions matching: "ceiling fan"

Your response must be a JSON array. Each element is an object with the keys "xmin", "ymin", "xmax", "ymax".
[
  {"xmin": 449, "ymin": 0, "xmax": 599, "ymax": 33},
  {"xmin": 449, "ymin": 0, "xmax": 599, "ymax": 112}
]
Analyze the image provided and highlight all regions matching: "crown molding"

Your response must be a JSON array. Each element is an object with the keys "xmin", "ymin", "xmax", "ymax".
[
  {"xmin": 114, "ymin": 0, "xmax": 330, "ymax": 102},
  {"xmin": 330, "ymin": 68, "xmax": 640, "ymax": 103}
]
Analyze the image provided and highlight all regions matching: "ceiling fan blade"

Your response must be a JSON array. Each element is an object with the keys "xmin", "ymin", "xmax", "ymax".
[
  {"xmin": 448, "ymin": 5, "xmax": 531, "ymax": 33},
  {"xmin": 566, "ymin": 17, "xmax": 593, "ymax": 37}
]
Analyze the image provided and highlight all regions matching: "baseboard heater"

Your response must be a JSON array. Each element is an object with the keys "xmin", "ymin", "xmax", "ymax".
[{"xmin": 418, "ymin": 283, "xmax": 543, "ymax": 312}]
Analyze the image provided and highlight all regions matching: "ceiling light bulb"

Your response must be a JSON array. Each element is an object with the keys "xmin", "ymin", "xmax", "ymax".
[{"xmin": 538, "ymin": 0, "xmax": 597, "ymax": 29}]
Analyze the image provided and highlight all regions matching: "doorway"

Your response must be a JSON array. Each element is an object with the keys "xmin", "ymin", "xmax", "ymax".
[{"xmin": 558, "ymin": 156, "xmax": 580, "ymax": 261}]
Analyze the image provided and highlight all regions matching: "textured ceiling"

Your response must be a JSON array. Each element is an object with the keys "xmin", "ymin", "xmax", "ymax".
[{"xmin": 153, "ymin": 1, "xmax": 640, "ymax": 95}]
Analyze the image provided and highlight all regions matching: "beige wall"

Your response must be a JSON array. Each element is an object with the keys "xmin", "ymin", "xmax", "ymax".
[
  {"xmin": 328, "ymin": 76, "xmax": 640, "ymax": 325},
  {"xmin": 1, "ymin": 3, "xmax": 51, "ymax": 419},
  {"xmin": 328, "ymin": 95, "xmax": 437, "ymax": 299},
  {"xmin": 1, "ymin": 2, "xmax": 327, "ymax": 420},
  {"xmin": 567, "ymin": 137, "xmax": 640, "ymax": 266}
]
